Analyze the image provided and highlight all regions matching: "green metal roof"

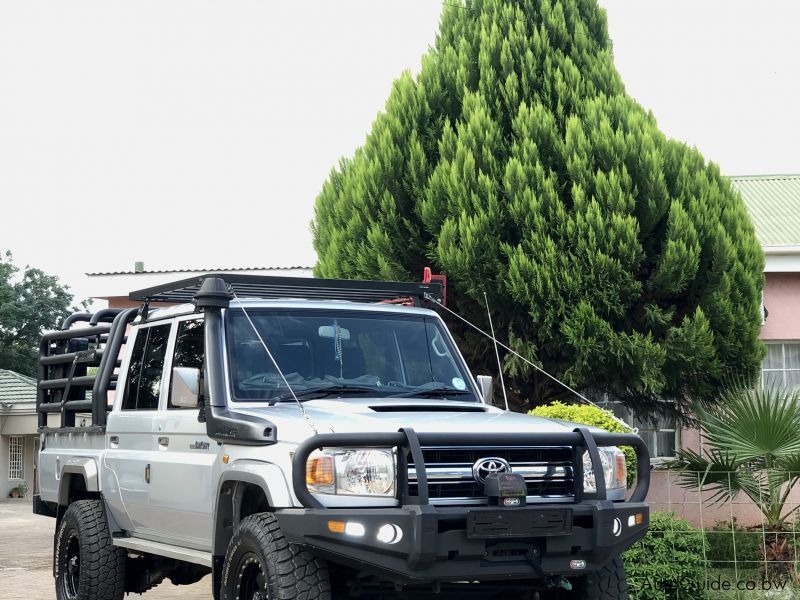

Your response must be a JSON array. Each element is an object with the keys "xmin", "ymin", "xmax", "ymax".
[
  {"xmin": 730, "ymin": 175, "xmax": 800, "ymax": 247},
  {"xmin": 0, "ymin": 369, "xmax": 37, "ymax": 405}
]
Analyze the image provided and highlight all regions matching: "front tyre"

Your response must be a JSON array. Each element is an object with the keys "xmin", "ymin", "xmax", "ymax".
[
  {"xmin": 573, "ymin": 556, "xmax": 628, "ymax": 599},
  {"xmin": 221, "ymin": 512, "xmax": 331, "ymax": 600},
  {"xmin": 55, "ymin": 499, "xmax": 126, "ymax": 600}
]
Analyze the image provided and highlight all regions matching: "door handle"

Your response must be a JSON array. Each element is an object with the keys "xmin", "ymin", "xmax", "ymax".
[
  {"xmin": 109, "ymin": 435, "xmax": 119, "ymax": 447},
  {"xmin": 158, "ymin": 436, "xmax": 169, "ymax": 448},
  {"xmin": 145, "ymin": 463, "xmax": 151, "ymax": 484}
]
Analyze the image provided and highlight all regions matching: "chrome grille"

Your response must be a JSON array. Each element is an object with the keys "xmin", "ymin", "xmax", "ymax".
[{"xmin": 407, "ymin": 446, "xmax": 575, "ymax": 505}]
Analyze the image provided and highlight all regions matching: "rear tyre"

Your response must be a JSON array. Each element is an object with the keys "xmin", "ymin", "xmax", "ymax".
[
  {"xmin": 54, "ymin": 499, "xmax": 126, "ymax": 600},
  {"xmin": 220, "ymin": 512, "xmax": 331, "ymax": 600}
]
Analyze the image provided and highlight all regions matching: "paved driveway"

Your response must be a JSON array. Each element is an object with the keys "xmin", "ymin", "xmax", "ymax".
[{"xmin": 0, "ymin": 500, "xmax": 211, "ymax": 600}]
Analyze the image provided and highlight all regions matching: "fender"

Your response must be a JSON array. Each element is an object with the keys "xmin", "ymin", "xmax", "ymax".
[
  {"xmin": 218, "ymin": 459, "xmax": 293, "ymax": 507},
  {"xmin": 56, "ymin": 457, "xmax": 124, "ymax": 533},
  {"xmin": 212, "ymin": 460, "xmax": 293, "ymax": 557},
  {"xmin": 58, "ymin": 457, "xmax": 99, "ymax": 506}
]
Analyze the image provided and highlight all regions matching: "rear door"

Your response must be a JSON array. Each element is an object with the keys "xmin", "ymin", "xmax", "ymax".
[
  {"xmin": 103, "ymin": 322, "xmax": 172, "ymax": 537},
  {"xmin": 149, "ymin": 316, "xmax": 217, "ymax": 550}
]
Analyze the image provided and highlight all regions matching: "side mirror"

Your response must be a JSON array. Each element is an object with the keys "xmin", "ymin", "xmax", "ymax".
[
  {"xmin": 172, "ymin": 367, "xmax": 200, "ymax": 408},
  {"xmin": 476, "ymin": 375, "xmax": 493, "ymax": 404}
]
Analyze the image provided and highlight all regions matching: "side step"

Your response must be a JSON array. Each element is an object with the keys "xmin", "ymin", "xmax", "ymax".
[{"xmin": 113, "ymin": 537, "xmax": 213, "ymax": 567}]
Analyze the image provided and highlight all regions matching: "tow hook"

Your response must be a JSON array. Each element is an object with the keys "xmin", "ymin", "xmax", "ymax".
[
  {"xmin": 524, "ymin": 549, "xmax": 572, "ymax": 591},
  {"xmin": 552, "ymin": 577, "xmax": 572, "ymax": 591}
]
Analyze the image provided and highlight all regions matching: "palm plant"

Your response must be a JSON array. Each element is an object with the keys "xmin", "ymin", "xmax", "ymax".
[{"xmin": 677, "ymin": 384, "xmax": 800, "ymax": 529}]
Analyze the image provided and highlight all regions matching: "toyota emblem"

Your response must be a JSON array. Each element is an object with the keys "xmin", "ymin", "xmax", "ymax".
[{"xmin": 472, "ymin": 457, "xmax": 512, "ymax": 483}]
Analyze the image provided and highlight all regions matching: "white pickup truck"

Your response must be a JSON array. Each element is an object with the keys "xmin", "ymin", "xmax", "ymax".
[{"xmin": 34, "ymin": 274, "xmax": 649, "ymax": 600}]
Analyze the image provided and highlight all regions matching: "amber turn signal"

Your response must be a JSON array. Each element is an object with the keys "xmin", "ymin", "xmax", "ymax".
[
  {"xmin": 614, "ymin": 453, "xmax": 626, "ymax": 485},
  {"xmin": 307, "ymin": 455, "xmax": 334, "ymax": 486}
]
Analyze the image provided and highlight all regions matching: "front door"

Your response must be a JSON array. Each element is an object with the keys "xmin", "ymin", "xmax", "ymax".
[{"xmin": 149, "ymin": 317, "xmax": 217, "ymax": 550}]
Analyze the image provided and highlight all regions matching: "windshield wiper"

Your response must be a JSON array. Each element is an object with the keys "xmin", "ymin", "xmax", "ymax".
[
  {"xmin": 387, "ymin": 385, "xmax": 472, "ymax": 399},
  {"xmin": 269, "ymin": 384, "xmax": 377, "ymax": 405}
]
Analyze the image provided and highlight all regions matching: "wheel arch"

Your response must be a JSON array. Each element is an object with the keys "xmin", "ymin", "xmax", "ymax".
[
  {"xmin": 214, "ymin": 476, "xmax": 268, "ymax": 556},
  {"xmin": 213, "ymin": 461, "xmax": 293, "ymax": 553},
  {"xmin": 56, "ymin": 459, "xmax": 123, "ymax": 539},
  {"xmin": 58, "ymin": 458, "xmax": 100, "ymax": 506}
]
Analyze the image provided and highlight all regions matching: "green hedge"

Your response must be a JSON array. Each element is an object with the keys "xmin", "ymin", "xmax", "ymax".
[
  {"xmin": 624, "ymin": 512, "xmax": 708, "ymax": 600},
  {"xmin": 530, "ymin": 401, "xmax": 637, "ymax": 488}
]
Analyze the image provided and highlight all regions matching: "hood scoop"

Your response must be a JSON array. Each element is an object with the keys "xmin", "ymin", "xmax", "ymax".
[{"xmin": 369, "ymin": 404, "xmax": 488, "ymax": 413}]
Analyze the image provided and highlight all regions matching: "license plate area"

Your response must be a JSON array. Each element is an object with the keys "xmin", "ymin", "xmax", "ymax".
[{"xmin": 466, "ymin": 508, "xmax": 572, "ymax": 539}]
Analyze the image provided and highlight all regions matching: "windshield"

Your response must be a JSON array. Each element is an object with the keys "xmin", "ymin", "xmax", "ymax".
[{"xmin": 225, "ymin": 309, "xmax": 477, "ymax": 403}]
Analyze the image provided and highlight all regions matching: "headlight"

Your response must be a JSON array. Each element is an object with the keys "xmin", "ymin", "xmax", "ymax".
[
  {"xmin": 306, "ymin": 448, "xmax": 395, "ymax": 497},
  {"xmin": 583, "ymin": 447, "xmax": 626, "ymax": 492}
]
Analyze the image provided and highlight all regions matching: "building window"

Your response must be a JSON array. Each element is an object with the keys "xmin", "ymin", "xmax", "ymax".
[
  {"xmin": 8, "ymin": 436, "xmax": 24, "ymax": 480},
  {"xmin": 762, "ymin": 342, "xmax": 800, "ymax": 392},
  {"xmin": 632, "ymin": 412, "xmax": 677, "ymax": 459},
  {"xmin": 597, "ymin": 399, "xmax": 678, "ymax": 460}
]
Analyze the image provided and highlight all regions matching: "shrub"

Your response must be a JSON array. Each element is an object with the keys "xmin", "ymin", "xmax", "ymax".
[
  {"xmin": 530, "ymin": 401, "xmax": 636, "ymax": 487},
  {"xmin": 624, "ymin": 512, "xmax": 707, "ymax": 600},
  {"xmin": 706, "ymin": 519, "xmax": 764, "ymax": 569}
]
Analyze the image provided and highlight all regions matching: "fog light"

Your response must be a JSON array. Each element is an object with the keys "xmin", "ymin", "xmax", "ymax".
[
  {"xmin": 376, "ymin": 523, "xmax": 403, "ymax": 545},
  {"xmin": 628, "ymin": 515, "xmax": 636, "ymax": 528},
  {"xmin": 344, "ymin": 522, "xmax": 365, "ymax": 537}
]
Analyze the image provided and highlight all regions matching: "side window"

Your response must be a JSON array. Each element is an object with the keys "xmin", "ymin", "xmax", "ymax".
[
  {"xmin": 169, "ymin": 319, "xmax": 204, "ymax": 409},
  {"xmin": 122, "ymin": 324, "xmax": 171, "ymax": 410}
]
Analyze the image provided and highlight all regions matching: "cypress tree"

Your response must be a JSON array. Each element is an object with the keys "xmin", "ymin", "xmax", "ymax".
[{"xmin": 312, "ymin": 0, "xmax": 764, "ymax": 415}]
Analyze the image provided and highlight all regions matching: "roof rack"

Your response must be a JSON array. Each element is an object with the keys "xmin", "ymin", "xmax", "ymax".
[{"xmin": 128, "ymin": 273, "xmax": 444, "ymax": 306}]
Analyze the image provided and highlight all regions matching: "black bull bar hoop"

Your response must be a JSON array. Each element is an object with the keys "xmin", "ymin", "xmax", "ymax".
[{"xmin": 291, "ymin": 428, "xmax": 650, "ymax": 508}]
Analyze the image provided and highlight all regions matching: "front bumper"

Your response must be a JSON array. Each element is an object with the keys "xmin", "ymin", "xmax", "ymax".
[
  {"xmin": 277, "ymin": 500, "xmax": 649, "ymax": 583},
  {"xmin": 283, "ymin": 427, "xmax": 651, "ymax": 584}
]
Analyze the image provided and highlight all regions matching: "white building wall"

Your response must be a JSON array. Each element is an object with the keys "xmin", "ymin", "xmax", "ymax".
[{"xmin": 0, "ymin": 411, "xmax": 38, "ymax": 498}]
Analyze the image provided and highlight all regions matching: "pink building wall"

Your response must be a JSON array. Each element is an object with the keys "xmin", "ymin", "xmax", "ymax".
[
  {"xmin": 645, "ymin": 271, "xmax": 800, "ymax": 526},
  {"xmin": 760, "ymin": 272, "xmax": 800, "ymax": 341}
]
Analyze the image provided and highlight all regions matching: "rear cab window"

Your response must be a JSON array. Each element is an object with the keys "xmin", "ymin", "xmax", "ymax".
[{"xmin": 121, "ymin": 324, "xmax": 171, "ymax": 410}]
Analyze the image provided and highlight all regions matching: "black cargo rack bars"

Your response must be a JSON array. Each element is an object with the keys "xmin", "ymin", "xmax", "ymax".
[
  {"xmin": 128, "ymin": 273, "xmax": 445, "ymax": 306},
  {"xmin": 37, "ymin": 308, "xmax": 138, "ymax": 433}
]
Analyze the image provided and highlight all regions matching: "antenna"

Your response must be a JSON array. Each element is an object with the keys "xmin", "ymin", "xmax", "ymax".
[
  {"xmin": 230, "ymin": 291, "xmax": 319, "ymax": 434},
  {"xmin": 483, "ymin": 291, "xmax": 509, "ymax": 411}
]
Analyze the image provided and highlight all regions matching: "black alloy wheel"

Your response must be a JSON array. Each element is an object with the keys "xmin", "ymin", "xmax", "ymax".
[
  {"xmin": 59, "ymin": 532, "xmax": 81, "ymax": 599},
  {"xmin": 236, "ymin": 552, "xmax": 268, "ymax": 600}
]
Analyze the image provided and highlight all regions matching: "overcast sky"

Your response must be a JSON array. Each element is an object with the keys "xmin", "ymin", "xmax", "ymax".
[{"xmin": 1, "ymin": 0, "xmax": 799, "ymax": 303}]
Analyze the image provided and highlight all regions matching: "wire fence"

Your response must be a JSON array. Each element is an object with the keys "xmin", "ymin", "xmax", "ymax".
[{"xmin": 631, "ymin": 469, "xmax": 800, "ymax": 599}]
